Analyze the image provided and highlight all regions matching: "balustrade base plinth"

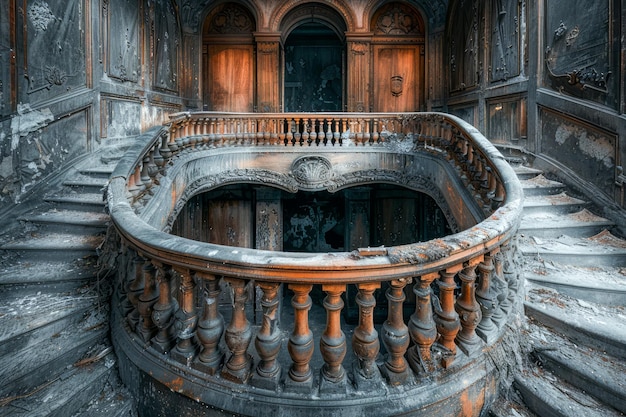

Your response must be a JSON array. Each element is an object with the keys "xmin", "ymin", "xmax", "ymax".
[
  {"xmin": 221, "ymin": 355, "xmax": 253, "ymax": 384},
  {"xmin": 353, "ymin": 363, "xmax": 386, "ymax": 391},
  {"xmin": 249, "ymin": 369, "xmax": 282, "ymax": 391},
  {"xmin": 379, "ymin": 362, "xmax": 412, "ymax": 386},
  {"xmin": 283, "ymin": 375, "xmax": 314, "ymax": 393},
  {"xmin": 193, "ymin": 355, "xmax": 224, "ymax": 376},
  {"xmin": 319, "ymin": 371, "xmax": 348, "ymax": 395},
  {"xmin": 171, "ymin": 343, "xmax": 200, "ymax": 367}
]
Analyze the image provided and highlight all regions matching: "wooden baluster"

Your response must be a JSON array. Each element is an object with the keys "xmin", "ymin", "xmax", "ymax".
[
  {"xmin": 381, "ymin": 278, "xmax": 412, "ymax": 385},
  {"xmin": 171, "ymin": 268, "xmax": 199, "ymax": 366},
  {"xmin": 151, "ymin": 262, "xmax": 178, "ymax": 353},
  {"xmin": 455, "ymin": 260, "xmax": 484, "ymax": 356},
  {"xmin": 408, "ymin": 272, "xmax": 438, "ymax": 375},
  {"xmin": 491, "ymin": 248, "xmax": 510, "ymax": 324},
  {"xmin": 137, "ymin": 260, "xmax": 159, "ymax": 343},
  {"xmin": 363, "ymin": 119, "xmax": 371, "ymax": 144},
  {"xmin": 320, "ymin": 284, "xmax": 347, "ymax": 392},
  {"xmin": 126, "ymin": 253, "xmax": 145, "ymax": 332},
  {"xmin": 252, "ymin": 282, "xmax": 282, "ymax": 390},
  {"xmin": 356, "ymin": 119, "xmax": 364, "ymax": 145},
  {"xmin": 286, "ymin": 284, "xmax": 314, "ymax": 391},
  {"xmin": 372, "ymin": 119, "xmax": 380, "ymax": 144},
  {"xmin": 302, "ymin": 119, "xmax": 311, "ymax": 145},
  {"xmin": 434, "ymin": 267, "xmax": 461, "ymax": 368},
  {"xmin": 325, "ymin": 118, "xmax": 333, "ymax": 145},
  {"xmin": 294, "ymin": 118, "xmax": 302, "ymax": 146},
  {"xmin": 476, "ymin": 252, "xmax": 499, "ymax": 343},
  {"xmin": 502, "ymin": 240, "xmax": 521, "ymax": 308},
  {"xmin": 309, "ymin": 118, "xmax": 317, "ymax": 145},
  {"xmin": 222, "ymin": 278, "xmax": 252, "ymax": 383},
  {"xmin": 286, "ymin": 118, "xmax": 294, "ymax": 146},
  {"xmin": 194, "ymin": 273, "xmax": 224, "ymax": 375},
  {"xmin": 352, "ymin": 282, "xmax": 381, "ymax": 388}
]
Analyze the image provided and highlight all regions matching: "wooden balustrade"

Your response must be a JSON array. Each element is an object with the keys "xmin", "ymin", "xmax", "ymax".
[
  {"xmin": 107, "ymin": 112, "xmax": 524, "ymax": 409},
  {"xmin": 112, "ymin": 247, "xmax": 521, "ymax": 392}
]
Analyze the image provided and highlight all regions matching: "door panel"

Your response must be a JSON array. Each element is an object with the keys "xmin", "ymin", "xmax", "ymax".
[
  {"xmin": 372, "ymin": 45, "xmax": 422, "ymax": 112},
  {"xmin": 206, "ymin": 45, "xmax": 254, "ymax": 112}
]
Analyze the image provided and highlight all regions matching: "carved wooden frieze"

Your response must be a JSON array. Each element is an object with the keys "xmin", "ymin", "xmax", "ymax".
[
  {"xmin": 374, "ymin": 2, "xmax": 423, "ymax": 36},
  {"xmin": 490, "ymin": 0, "xmax": 520, "ymax": 82},
  {"xmin": 20, "ymin": 0, "xmax": 87, "ymax": 103},
  {"xmin": 206, "ymin": 3, "xmax": 254, "ymax": 34},
  {"xmin": 543, "ymin": 0, "xmax": 613, "ymax": 105}
]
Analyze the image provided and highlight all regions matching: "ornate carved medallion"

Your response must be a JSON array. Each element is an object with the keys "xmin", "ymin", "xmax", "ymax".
[{"xmin": 290, "ymin": 156, "xmax": 333, "ymax": 190}]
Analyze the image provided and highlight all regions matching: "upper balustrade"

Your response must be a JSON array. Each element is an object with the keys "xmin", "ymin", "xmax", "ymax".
[{"xmin": 106, "ymin": 112, "xmax": 524, "ymax": 417}]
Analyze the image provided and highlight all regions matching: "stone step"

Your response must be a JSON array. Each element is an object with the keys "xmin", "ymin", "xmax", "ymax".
[
  {"xmin": 513, "ymin": 367, "xmax": 623, "ymax": 417},
  {"xmin": 0, "ymin": 291, "xmax": 96, "ymax": 358},
  {"xmin": 71, "ymin": 380, "xmax": 136, "ymax": 417},
  {"xmin": 0, "ymin": 232, "xmax": 103, "ymax": 259},
  {"xmin": 0, "ymin": 350, "xmax": 116, "ymax": 417},
  {"xmin": 523, "ymin": 260, "xmax": 626, "ymax": 306},
  {"xmin": 512, "ymin": 165, "xmax": 544, "ymax": 181},
  {"xmin": 44, "ymin": 193, "xmax": 106, "ymax": 211},
  {"xmin": 488, "ymin": 398, "xmax": 539, "ymax": 417},
  {"xmin": 62, "ymin": 177, "xmax": 108, "ymax": 193},
  {"xmin": 524, "ymin": 286, "xmax": 626, "ymax": 360},
  {"xmin": 520, "ymin": 175, "xmax": 566, "ymax": 196},
  {"xmin": 78, "ymin": 166, "xmax": 115, "ymax": 179},
  {"xmin": 530, "ymin": 324, "xmax": 626, "ymax": 414},
  {"xmin": 522, "ymin": 192, "xmax": 588, "ymax": 215},
  {"xmin": 518, "ymin": 231, "xmax": 626, "ymax": 267},
  {"xmin": 519, "ymin": 209, "xmax": 614, "ymax": 238},
  {"xmin": 0, "ymin": 258, "xmax": 99, "ymax": 296},
  {"xmin": 18, "ymin": 209, "xmax": 109, "ymax": 232},
  {"xmin": 0, "ymin": 314, "xmax": 109, "ymax": 399}
]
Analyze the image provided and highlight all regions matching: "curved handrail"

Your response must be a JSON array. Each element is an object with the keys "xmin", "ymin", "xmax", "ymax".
[{"xmin": 108, "ymin": 112, "xmax": 523, "ymax": 283}]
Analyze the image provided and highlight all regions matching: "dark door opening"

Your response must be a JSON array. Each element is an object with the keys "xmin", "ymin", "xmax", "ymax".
[{"xmin": 283, "ymin": 22, "xmax": 344, "ymax": 112}]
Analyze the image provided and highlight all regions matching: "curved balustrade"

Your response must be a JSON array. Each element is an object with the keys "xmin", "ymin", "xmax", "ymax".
[{"xmin": 107, "ymin": 112, "xmax": 524, "ymax": 417}]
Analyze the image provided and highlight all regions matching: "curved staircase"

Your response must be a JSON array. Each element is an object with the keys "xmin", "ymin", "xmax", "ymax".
[
  {"xmin": 0, "ymin": 140, "xmax": 624, "ymax": 416},
  {"xmin": 0, "ymin": 144, "xmax": 135, "ymax": 417}
]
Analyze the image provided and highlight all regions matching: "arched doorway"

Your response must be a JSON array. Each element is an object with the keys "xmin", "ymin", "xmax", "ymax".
[{"xmin": 280, "ymin": 5, "xmax": 347, "ymax": 112}]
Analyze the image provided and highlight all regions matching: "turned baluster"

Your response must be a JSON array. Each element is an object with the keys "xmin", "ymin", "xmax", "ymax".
[
  {"xmin": 222, "ymin": 279, "xmax": 252, "ymax": 383},
  {"xmin": 352, "ymin": 282, "xmax": 381, "ymax": 386},
  {"xmin": 252, "ymin": 282, "xmax": 282, "ymax": 389},
  {"xmin": 492, "ymin": 249, "xmax": 511, "ymax": 322},
  {"xmin": 171, "ymin": 268, "xmax": 199, "ymax": 366},
  {"xmin": 194, "ymin": 273, "xmax": 224, "ymax": 375},
  {"xmin": 434, "ymin": 267, "xmax": 461, "ymax": 368},
  {"xmin": 309, "ymin": 118, "xmax": 318, "ymax": 145},
  {"xmin": 151, "ymin": 262, "xmax": 178, "ymax": 353},
  {"xmin": 286, "ymin": 118, "xmax": 294, "ymax": 146},
  {"xmin": 137, "ymin": 259, "xmax": 159, "ymax": 343},
  {"xmin": 372, "ymin": 119, "xmax": 380, "ymax": 143},
  {"xmin": 325, "ymin": 118, "xmax": 332, "ymax": 145},
  {"xmin": 363, "ymin": 119, "xmax": 371, "ymax": 144},
  {"xmin": 320, "ymin": 284, "xmax": 347, "ymax": 390},
  {"xmin": 455, "ymin": 260, "xmax": 484, "ymax": 356},
  {"xmin": 126, "ymin": 253, "xmax": 145, "ymax": 332},
  {"xmin": 476, "ymin": 253, "xmax": 498, "ymax": 342},
  {"xmin": 286, "ymin": 284, "xmax": 314, "ymax": 390},
  {"xmin": 356, "ymin": 119, "xmax": 364, "ymax": 145},
  {"xmin": 333, "ymin": 119, "xmax": 340, "ymax": 145},
  {"xmin": 381, "ymin": 278, "xmax": 412, "ymax": 384},
  {"xmin": 278, "ymin": 118, "xmax": 286, "ymax": 145},
  {"xmin": 408, "ymin": 272, "xmax": 439, "ymax": 374},
  {"xmin": 294, "ymin": 118, "xmax": 302, "ymax": 146}
]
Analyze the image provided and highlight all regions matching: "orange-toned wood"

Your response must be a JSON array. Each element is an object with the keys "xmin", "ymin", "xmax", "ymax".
[
  {"xmin": 372, "ymin": 45, "xmax": 423, "ymax": 112},
  {"xmin": 382, "ymin": 278, "xmax": 412, "ymax": 384},
  {"xmin": 352, "ymin": 282, "xmax": 381, "ymax": 379},
  {"xmin": 320, "ymin": 284, "xmax": 347, "ymax": 383},
  {"xmin": 206, "ymin": 45, "xmax": 254, "ymax": 111},
  {"xmin": 222, "ymin": 278, "xmax": 252, "ymax": 383},
  {"xmin": 287, "ymin": 284, "xmax": 314, "ymax": 385}
]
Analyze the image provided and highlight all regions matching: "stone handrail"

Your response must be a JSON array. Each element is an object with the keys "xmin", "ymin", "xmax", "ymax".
[{"xmin": 107, "ymin": 112, "xmax": 524, "ymax": 416}]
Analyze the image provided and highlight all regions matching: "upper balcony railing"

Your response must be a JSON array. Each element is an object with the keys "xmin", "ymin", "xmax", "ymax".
[{"xmin": 106, "ymin": 112, "xmax": 524, "ymax": 416}]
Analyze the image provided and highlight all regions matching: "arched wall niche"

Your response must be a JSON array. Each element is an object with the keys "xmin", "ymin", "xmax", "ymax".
[{"xmin": 278, "ymin": 3, "xmax": 348, "ymax": 43}]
